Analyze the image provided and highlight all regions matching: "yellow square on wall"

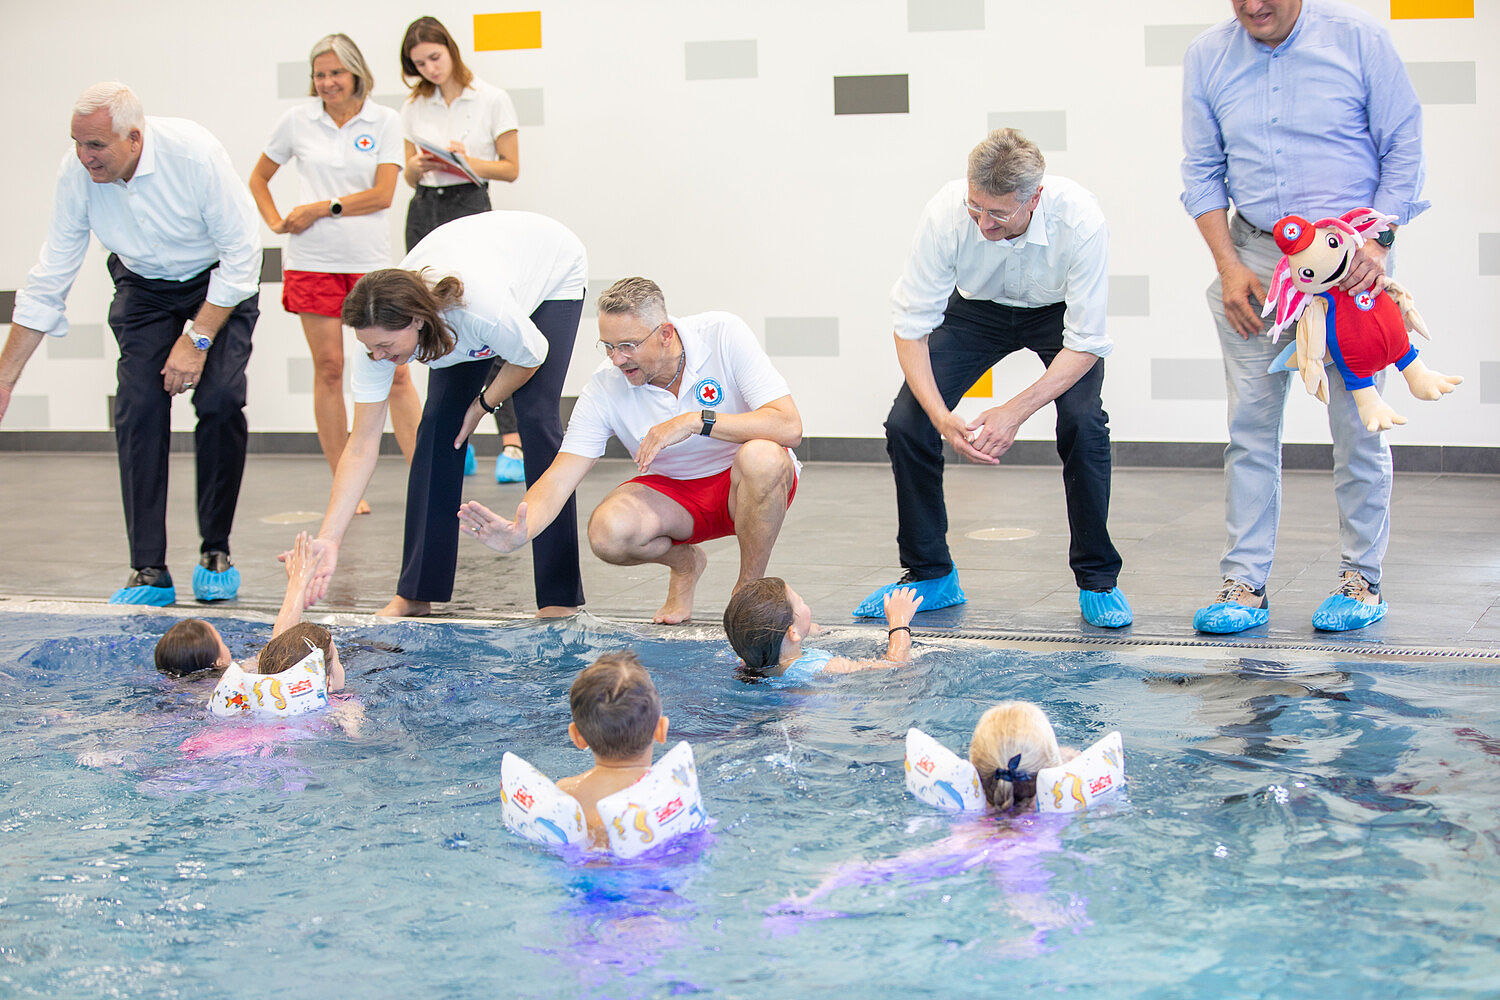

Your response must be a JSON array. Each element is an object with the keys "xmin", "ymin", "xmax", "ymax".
[
  {"xmin": 1390, "ymin": 0, "xmax": 1473, "ymax": 18},
  {"xmin": 964, "ymin": 369, "xmax": 993, "ymax": 399},
  {"xmin": 474, "ymin": 11, "xmax": 543, "ymax": 50}
]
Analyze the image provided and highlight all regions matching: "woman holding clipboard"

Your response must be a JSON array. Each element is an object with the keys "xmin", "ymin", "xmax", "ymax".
[{"xmin": 399, "ymin": 16, "xmax": 528, "ymax": 481}]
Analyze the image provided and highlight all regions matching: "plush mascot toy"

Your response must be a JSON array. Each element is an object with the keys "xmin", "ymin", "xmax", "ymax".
[{"xmin": 1262, "ymin": 208, "xmax": 1461, "ymax": 431}]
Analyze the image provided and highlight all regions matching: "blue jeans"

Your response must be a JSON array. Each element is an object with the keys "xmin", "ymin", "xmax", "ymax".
[
  {"xmin": 882, "ymin": 293, "xmax": 1121, "ymax": 590},
  {"xmin": 1209, "ymin": 214, "xmax": 1392, "ymax": 589}
]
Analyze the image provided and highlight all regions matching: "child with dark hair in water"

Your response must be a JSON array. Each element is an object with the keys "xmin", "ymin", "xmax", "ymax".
[
  {"xmin": 152, "ymin": 532, "xmax": 344, "ymax": 692},
  {"xmin": 555, "ymin": 651, "xmax": 671, "ymax": 847},
  {"xmin": 723, "ymin": 577, "xmax": 922, "ymax": 682}
]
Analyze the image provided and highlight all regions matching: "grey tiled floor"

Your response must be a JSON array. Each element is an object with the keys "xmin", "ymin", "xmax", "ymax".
[{"xmin": 0, "ymin": 453, "xmax": 1496, "ymax": 653}]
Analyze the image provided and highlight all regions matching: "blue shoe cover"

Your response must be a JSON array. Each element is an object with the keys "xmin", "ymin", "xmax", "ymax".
[
  {"xmin": 193, "ymin": 564, "xmax": 240, "ymax": 602},
  {"xmin": 1080, "ymin": 587, "xmax": 1133, "ymax": 628},
  {"xmin": 853, "ymin": 569, "xmax": 965, "ymax": 618},
  {"xmin": 494, "ymin": 453, "xmax": 525, "ymax": 483},
  {"xmin": 1193, "ymin": 602, "xmax": 1270, "ymax": 634},
  {"xmin": 109, "ymin": 581, "xmax": 176, "ymax": 606},
  {"xmin": 464, "ymin": 443, "xmax": 477, "ymax": 476},
  {"xmin": 1311, "ymin": 594, "xmax": 1387, "ymax": 632}
]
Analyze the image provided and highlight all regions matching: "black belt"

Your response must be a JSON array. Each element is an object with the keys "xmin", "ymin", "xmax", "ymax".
[
  {"xmin": 416, "ymin": 182, "xmax": 486, "ymax": 196},
  {"xmin": 1233, "ymin": 211, "xmax": 1272, "ymax": 239}
]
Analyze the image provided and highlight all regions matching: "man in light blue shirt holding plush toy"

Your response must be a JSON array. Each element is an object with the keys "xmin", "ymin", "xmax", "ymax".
[{"xmin": 1180, "ymin": 0, "xmax": 1427, "ymax": 634}]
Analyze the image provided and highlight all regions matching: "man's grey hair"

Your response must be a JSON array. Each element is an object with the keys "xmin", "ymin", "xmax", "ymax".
[
  {"xmin": 967, "ymin": 128, "xmax": 1045, "ymax": 200},
  {"xmin": 597, "ymin": 277, "xmax": 668, "ymax": 328},
  {"xmin": 72, "ymin": 82, "xmax": 144, "ymax": 138},
  {"xmin": 309, "ymin": 33, "xmax": 374, "ymax": 101}
]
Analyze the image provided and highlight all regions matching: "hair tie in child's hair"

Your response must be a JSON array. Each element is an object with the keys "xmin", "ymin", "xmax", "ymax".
[{"xmin": 993, "ymin": 753, "xmax": 1033, "ymax": 785}]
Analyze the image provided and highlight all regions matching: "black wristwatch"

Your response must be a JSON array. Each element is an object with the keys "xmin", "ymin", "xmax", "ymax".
[
  {"xmin": 1375, "ymin": 228, "xmax": 1395, "ymax": 248},
  {"xmin": 476, "ymin": 391, "xmax": 498, "ymax": 414},
  {"xmin": 699, "ymin": 409, "xmax": 716, "ymax": 437},
  {"xmin": 329, "ymin": 197, "xmax": 343, "ymax": 217}
]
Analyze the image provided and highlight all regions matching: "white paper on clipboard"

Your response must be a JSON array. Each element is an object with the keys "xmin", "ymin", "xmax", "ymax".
[{"xmin": 410, "ymin": 135, "xmax": 485, "ymax": 186}]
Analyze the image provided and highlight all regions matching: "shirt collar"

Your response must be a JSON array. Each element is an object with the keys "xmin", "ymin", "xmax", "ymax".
[
  {"xmin": 1015, "ymin": 195, "xmax": 1050, "ymax": 249},
  {"xmin": 419, "ymin": 83, "xmax": 477, "ymax": 106},
  {"xmin": 310, "ymin": 98, "xmax": 378, "ymax": 127},
  {"xmin": 128, "ymin": 122, "xmax": 158, "ymax": 182}
]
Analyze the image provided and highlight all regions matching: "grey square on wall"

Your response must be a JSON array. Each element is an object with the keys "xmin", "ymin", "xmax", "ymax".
[
  {"xmin": 685, "ymin": 41, "xmax": 757, "ymax": 81},
  {"xmin": 287, "ymin": 357, "xmax": 314, "ymax": 396},
  {"xmin": 371, "ymin": 93, "xmax": 406, "ymax": 112},
  {"xmin": 262, "ymin": 247, "xmax": 283, "ymax": 285},
  {"xmin": 1108, "ymin": 277, "xmax": 1150, "ymax": 316},
  {"xmin": 1144, "ymin": 24, "xmax": 1214, "ymax": 67},
  {"xmin": 7, "ymin": 394, "xmax": 49, "ymax": 429},
  {"xmin": 509, "ymin": 88, "xmax": 545, "ymax": 127},
  {"xmin": 765, "ymin": 317, "xmax": 839, "ymax": 357},
  {"xmin": 834, "ymin": 75, "xmax": 910, "ymax": 116},
  {"xmin": 1478, "ymin": 233, "xmax": 1500, "ymax": 276},
  {"xmin": 908, "ymin": 0, "xmax": 984, "ymax": 32},
  {"xmin": 0, "ymin": 290, "xmax": 13, "ymax": 324},
  {"xmin": 1405, "ymin": 61, "xmax": 1476, "ymax": 104},
  {"xmin": 582, "ymin": 279, "xmax": 613, "ymax": 318},
  {"xmin": 1151, "ymin": 358, "xmax": 1225, "ymax": 400},
  {"xmin": 45, "ymin": 323, "xmax": 106, "ymax": 360},
  {"xmin": 987, "ymin": 111, "xmax": 1066, "ymax": 151},
  {"xmin": 1482, "ymin": 362, "xmax": 1500, "ymax": 405},
  {"xmin": 277, "ymin": 61, "xmax": 307, "ymax": 100}
]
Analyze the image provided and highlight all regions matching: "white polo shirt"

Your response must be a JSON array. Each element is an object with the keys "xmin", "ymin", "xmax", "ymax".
[
  {"xmin": 350, "ymin": 211, "xmax": 585, "ymax": 403},
  {"xmin": 263, "ymin": 99, "xmax": 403, "ymax": 273},
  {"xmin": 561, "ymin": 312, "xmax": 800, "ymax": 481},
  {"xmin": 891, "ymin": 175, "xmax": 1113, "ymax": 358},
  {"xmin": 401, "ymin": 79, "xmax": 518, "ymax": 188}
]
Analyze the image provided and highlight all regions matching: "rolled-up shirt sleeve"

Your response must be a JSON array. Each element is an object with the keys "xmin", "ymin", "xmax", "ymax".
[
  {"xmin": 891, "ymin": 205, "xmax": 959, "ymax": 340},
  {"xmin": 1179, "ymin": 43, "xmax": 1231, "ymax": 220},
  {"xmin": 1364, "ymin": 31, "xmax": 1429, "ymax": 226},
  {"xmin": 1062, "ymin": 223, "xmax": 1111, "ymax": 358},
  {"xmin": 197, "ymin": 141, "xmax": 262, "ymax": 309},
  {"xmin": 12, "ymin": 158, "xmax": 93, "ymax": 337}
]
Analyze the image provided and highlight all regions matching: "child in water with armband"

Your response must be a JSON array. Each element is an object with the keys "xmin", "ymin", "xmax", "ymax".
[
  {"xmin": 555, "ymin": 652, "xmax": 671, "ymax": 848},
  {"xmin": 722, "ymin": 578, "xmax": 923, "ymax": 682},
  {"xmin": 968, "ymin": 702, "xmax": 1079, "ymax": 811},
  {"xmin": 152, "ymin": 531, "xmax": 345, "ymax": 694}
]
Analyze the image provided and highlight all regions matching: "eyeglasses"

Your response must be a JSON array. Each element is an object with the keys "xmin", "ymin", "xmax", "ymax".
[
  {"xmin": 963, "ymin": 194, "xmax": 1032, "ymax": 226},
  {"xmin": 598, "ymin": 323, "xmax": 664, "ymax": 357}
]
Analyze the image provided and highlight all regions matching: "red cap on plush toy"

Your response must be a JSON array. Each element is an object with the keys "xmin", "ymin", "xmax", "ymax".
[{"xmin": 1274, "ymin": 216, "xmax": 1315, "ymax": 256}]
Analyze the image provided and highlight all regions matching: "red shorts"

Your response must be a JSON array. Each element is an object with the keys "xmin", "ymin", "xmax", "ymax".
[
  {"xmin": 630, "ymin": 465, "xmax": 799, "ymax": 546},
  {"xmin": 282, "ymin": 270, "xmax": 363, "ymax": 318}
]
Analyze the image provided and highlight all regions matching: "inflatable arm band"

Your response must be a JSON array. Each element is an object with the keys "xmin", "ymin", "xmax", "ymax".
[
  {"xmin": 501, "ymin": 741, "xmax": 709, "ymax": 858},
  {"xmin": 905, "ymin": 728, "xmax": 1126, "ymax": 814},
  {"xmin": 208, "ymin": 647, "xmax": 329, "ymax": 719}
]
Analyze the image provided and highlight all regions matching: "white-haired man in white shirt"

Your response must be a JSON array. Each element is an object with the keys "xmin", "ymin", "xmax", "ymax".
[{"xmin": 0, "ymin": 82, "xmax": 262, "ymax": 606}]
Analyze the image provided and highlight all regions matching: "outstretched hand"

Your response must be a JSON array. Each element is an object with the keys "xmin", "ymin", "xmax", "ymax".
[
  {"xmin": 280, "ymin": 535, "xmax": 338, "ymax": 607},
  {"xmin": 457, "ymin": 499, "xmax": 530, "ymax": 553},
  {"xmin": 882, "ymin": 586, "xmax": 924, "ymax": 627}
]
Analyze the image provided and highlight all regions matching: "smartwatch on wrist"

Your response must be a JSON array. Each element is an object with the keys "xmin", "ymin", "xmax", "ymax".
[
  {"xmin": 329, "ymin": 197, "xmax": 343, "ymax": 217},
  {"xmin": 1374, "ymin": 228, "xmax": 1395, "ymax": 249},
  {"xmin": 699, "ymin": 409, "xmax": 716, "ymax": 437},
  {"xmin": 183, "ymin": 321, "xmax": 212, "ymax": 351}
]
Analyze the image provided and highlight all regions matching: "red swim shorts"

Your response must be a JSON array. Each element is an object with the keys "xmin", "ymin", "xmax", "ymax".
[
  {"xmin": 630, "ymin": 465, "xmax": 799, "ymax": 546},
  {"xmin": 282, "ymin": 270, "xmax": 363, "ymax": 319}
]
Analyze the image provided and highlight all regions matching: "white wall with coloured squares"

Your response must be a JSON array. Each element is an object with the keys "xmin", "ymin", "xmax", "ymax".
[{"xmin": 0, "ymin": 0, "xmax": 1495, "ymax": 449}]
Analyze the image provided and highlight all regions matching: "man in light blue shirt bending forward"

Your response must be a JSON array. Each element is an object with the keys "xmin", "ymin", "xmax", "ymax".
[{"xmin": 1180, "ymin": 0, "xmax": 1427, "ymax": 634}]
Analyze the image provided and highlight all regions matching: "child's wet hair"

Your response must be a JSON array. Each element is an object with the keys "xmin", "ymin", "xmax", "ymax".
[
  {"xmin": 569, "ymin": 651, "xmax": 661, "ymax": 759},
  {"xmin": 969, "ymin": 701, "xmax": 1063, "ymax": 811},
  {"xmin": 722, "ymin": 577, "xmax": 794, "ymax": 673},
  {"xmin": 154, "ymin": 619, "xmax": 221, "ymax": 677},
  {"xmin": 259, "ymin": 622, "xmax": 334, "ymax": 676}
]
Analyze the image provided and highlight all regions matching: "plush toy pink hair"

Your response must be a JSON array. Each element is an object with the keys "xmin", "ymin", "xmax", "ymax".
[{"xmin": 1263, "ymin": 208, "xmax": 1394, "ymax": 341}]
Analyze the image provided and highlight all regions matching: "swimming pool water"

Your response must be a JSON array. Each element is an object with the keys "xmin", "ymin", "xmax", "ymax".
[{"xmin": 2, "ymin": 611, "xmax": 1498, "ymax": 999}]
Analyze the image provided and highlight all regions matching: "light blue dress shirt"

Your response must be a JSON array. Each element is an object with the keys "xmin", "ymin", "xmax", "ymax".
[
  {"xmin": 1180, "ymin": 0, "xmax": 1428, "ymax": 230},
  {"xmin": 14, "ymin": 117, "xmax": 262, "ymax": 338}
]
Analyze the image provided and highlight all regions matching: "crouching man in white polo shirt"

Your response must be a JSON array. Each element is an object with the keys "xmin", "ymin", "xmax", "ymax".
[{"xmin": 457, "ymin": 277, "xmax": 802, "ymax": 623}]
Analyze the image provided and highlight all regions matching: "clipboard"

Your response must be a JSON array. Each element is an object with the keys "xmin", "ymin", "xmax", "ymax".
[{"xmin": 410, "ymin": 135, "xmax": 485, "ymax": 186}]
